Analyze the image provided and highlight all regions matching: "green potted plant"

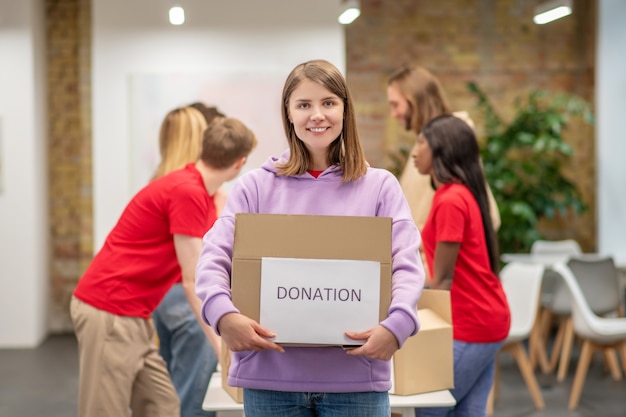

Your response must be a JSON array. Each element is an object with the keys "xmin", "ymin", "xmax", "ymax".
[{"xmin": 467, "ymin": 82, "xmax": 593, "ymax": 254}]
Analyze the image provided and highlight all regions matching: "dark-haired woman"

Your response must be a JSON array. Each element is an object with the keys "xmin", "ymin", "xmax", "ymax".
[{"xmin": 412, "ymin": 114, "xmax": 510, "ymax": 417}]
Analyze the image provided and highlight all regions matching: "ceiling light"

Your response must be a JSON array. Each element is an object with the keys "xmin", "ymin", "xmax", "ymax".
[
  {"xmin": 338, "ymin": 0, "xmax": 360, "ymax": 25},
  {"xmin": 533, "ymin": 0, "xmax": 572, "ymax": 25},
  {"xmin": 169, "ymin": 6, "xmax": 185, "ymax": 25}
]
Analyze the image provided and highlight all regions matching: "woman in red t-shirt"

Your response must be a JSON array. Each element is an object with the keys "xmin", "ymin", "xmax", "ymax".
[{"xmin": 412, "ymin": 114, "xmax": 511, "ymax": 417}]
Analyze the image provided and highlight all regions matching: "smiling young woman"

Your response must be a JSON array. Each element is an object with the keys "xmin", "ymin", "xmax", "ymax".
[{"xmin": 195, "ymin": 59, "xmax": 426, "ymax": 417}]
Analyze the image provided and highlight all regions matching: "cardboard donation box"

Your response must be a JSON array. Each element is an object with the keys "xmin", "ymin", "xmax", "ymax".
[
  {"xmin": 220, "ymin": 213, "xmax": 392, "ymax": 401},
  {"xmin": 390, "ymin": 289, "xmax": 454, "ymax": 395},
  {"xmin": 219, "ymin": 340, "xmax": 243, "ymax": 403},
  {"xmin": 231, "ymin": 213, "xmax": 392, "ymax": 347}
]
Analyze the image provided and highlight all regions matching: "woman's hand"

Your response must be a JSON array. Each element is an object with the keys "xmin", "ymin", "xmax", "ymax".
[
  {"xmin": 344, "ymin": 325, "xmax": 399, "ymax": 361},
  {"xmin": 217, "ymin": 312, "xmax": 285, "ymax": 353}
]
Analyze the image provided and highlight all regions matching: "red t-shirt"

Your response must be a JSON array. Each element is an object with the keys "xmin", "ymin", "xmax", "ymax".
[
  {"xmin": 421, "ymin": 183, "xmax": 510, "ymax": 342},
  {"xmin": 73, "ymin": 163, "xmax": 216, "ymax": 318}
]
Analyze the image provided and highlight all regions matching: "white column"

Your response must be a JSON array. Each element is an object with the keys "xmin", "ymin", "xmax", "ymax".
[
  {"xmin": 0, "ymin": 0, "xmax": 49, "ymax": 347},
  {"xmin": 596, "ymin": 0, "xmax": 626, "ymax": 265}
]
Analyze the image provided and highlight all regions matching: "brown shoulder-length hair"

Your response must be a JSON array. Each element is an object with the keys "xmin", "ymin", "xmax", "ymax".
[
  {"xmin": 420, "ymin": 114, "xmax": 499, "ymax": 273},
  {"xmin": 277, "ymin": 59, "xmax": 367, "ymax": 182},
  {"xmin": 387, "ymin": 64, "xmax": 452, "ymax": 134}
]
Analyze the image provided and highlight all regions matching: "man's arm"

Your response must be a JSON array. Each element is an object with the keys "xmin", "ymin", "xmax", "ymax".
[{"xmin": 173, "ymin": 234, "xmax": 221, "ymax": 357}]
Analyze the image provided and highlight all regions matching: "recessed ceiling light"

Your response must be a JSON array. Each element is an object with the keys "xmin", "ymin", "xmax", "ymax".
[
  {"xmin": 169, "ymin": 6, "xmax": 185, "ymax": 26},
  {"xmin": 338, "ymin": 0, "xmax": 361, "ymax": 25},
  {"xmin": 533, "ymin": 0, "xmax": 572, "ymax": 25}
]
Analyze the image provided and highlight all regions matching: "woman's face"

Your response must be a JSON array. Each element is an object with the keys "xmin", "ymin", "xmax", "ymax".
[
  {"xmin": 287, "ymin": 79, "xmax": 344, "ymax": 165},
  {"xmin": 386, "ymin": 83, "xmax": 411, "ymax": 130},
  {"xmin": 412, "ymin": 133, "xmax": 433, "ymax": 176}
]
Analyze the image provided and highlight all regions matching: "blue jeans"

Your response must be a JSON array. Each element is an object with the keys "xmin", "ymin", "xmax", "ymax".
[
  {"xmin": 243, "ymin": 389, "xmax": 390, "ymax": 417},
  {"xmin": 415, "ymin": 340, "xmax": 503, "ymax": 417},
  {"xmin": 153, "ymin": 284, "xmax": 218, "ymax": 417}
]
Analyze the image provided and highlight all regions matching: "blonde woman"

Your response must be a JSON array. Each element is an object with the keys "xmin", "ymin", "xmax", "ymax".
[{"xmin": 152, "ymin": 105, "xmax": 226, "ymax": 417}]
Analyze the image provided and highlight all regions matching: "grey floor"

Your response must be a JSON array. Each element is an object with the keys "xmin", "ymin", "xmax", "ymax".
[{"xmin": 0, "ymin": 333, "xmax": 624, "ymax": 417}]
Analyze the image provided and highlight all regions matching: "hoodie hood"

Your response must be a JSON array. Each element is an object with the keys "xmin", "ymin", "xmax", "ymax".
[
  {"xmin": 260, "ymin": 148, "xmax": 290, "ymax": 173},
  {"xmin": 260, "ymin": 148, "xmax": 343, "ymax": 179}
]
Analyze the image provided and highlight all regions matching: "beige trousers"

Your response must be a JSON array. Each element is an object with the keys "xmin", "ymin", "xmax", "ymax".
[{"xmin": 70, "ymin": 296, "xmax": 180, "ymax": 417}]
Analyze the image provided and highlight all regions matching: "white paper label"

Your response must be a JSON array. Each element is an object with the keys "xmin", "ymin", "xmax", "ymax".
[{"xmin": 260, "ymin": 257, "xmax": 381, "ymax": 345}]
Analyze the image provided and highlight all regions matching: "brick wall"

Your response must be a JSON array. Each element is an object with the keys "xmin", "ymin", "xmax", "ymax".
[
  {"xmin": 346, "ymin": 0, "xmax": 596, "ymax": 251},
  {"xmin": 46, "ymin": 0, "xmax": 92, "ymax": 332}
]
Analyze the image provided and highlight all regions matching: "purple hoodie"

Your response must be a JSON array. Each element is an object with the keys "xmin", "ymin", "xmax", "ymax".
[{"xmin": 196, "ymin": 150, "xmax": 425, "ymax": 393}]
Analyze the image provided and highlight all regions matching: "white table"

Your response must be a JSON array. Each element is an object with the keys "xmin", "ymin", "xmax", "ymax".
[
  {"xmin": 203, "ymin": 373, "xmax": 456, "ymax": 417},
  {"xmin": 500, "ymin": 252, "xmax": 604, "ymax": 266}
]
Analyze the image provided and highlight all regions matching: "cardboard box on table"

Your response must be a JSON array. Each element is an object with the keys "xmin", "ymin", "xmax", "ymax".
[
  {"xmin": 390, "ymin": 289, "xmax": 454, "ymax": 395},
  {"xmin": 221, "ymin": 213, "xmax": 393, "ymax": 402},
  {"xmin": 219, "ymin": 339, "xmax": 244, "ymax": 403}
]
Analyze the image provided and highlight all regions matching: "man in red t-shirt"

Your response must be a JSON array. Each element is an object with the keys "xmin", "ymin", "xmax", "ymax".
[{"xmin": 71, "ymin": 117, "xmax": 256, "ymax": 417}]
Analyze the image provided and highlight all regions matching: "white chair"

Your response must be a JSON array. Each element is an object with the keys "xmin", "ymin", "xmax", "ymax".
[
  {"xmin": 552, "ymin": 259, "xmax": 626, "ymax": 410},
  {"xmin": 530, "ymin": 239, "xmax": 582, "ymax": 377},
  {"xmin": 488, "ymin": 262, "xmax": 546, "ymax": 414},
  {"xmin": 545, "ymin": 254, "xmax": 622, "ymax": 382}
]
